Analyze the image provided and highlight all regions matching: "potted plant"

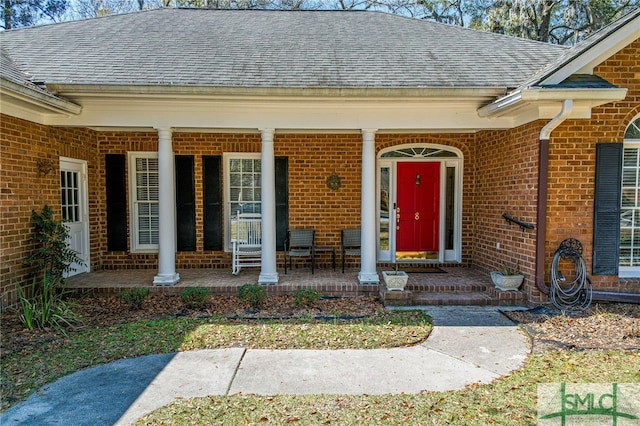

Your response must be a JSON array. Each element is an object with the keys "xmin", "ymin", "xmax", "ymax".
[
  {"xmin": 382, "ymin": 264, "xmax": 409, "ymax": 291},
  {"xmin": 490, "ymin": 262, "xmax": 524, "ymax": 291}
]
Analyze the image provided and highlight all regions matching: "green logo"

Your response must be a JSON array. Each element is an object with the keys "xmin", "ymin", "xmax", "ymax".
[{"xmin": 538, "ymin": 383, "xmax": 639, "ymax": 425}]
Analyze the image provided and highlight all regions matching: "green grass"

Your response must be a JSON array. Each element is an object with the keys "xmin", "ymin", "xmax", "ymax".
[
  {"xmin": 134, "ymin": 350, "xmax": 639, "ymax": 425},
  {"xmin": 5, "ymin": 309, "xmax": 638, "ymax": 425},
  {"xmin": 0, "ymin": 310, "xmax": 431, "ymax": 410}
]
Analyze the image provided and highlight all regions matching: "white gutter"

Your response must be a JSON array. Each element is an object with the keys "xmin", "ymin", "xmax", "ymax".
[
  {"xmin": 540, "ymin": 98, "xmax": 574, "ymax": 139},
  {"xmin": 478, "ymin": 87, "xmax": 627, "ymax": 118},
  {"xmin": 535, "ymin": 99, "xmax": 573, "ymax": 296},
  {"xmin": 0, "ymin": 78, "xmax": 82, "ymax": 115},
  {"xmin": 47, "ymin": 83, "xmax": 506, "ymax": 100}
]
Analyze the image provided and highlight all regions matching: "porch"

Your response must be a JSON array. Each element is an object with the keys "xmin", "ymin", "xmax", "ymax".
[{"xmin": 66, "ymin": 266, "xmax": 527, "ymax": 306}]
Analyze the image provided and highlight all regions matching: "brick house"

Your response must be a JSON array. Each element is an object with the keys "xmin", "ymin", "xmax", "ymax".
[{"xmin": 1, "ymin": 8, "xmax": 639, "ymax": 308}]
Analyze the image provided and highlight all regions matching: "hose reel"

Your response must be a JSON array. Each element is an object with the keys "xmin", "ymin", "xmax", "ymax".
[{"xmin": 549, "ymin": 238, "xmax": 592, "ymax": 312}]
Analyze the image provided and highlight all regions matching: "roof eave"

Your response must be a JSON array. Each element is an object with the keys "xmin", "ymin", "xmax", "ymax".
[
  {"xmin": 477, "ymin": 87, "xmax": 628, "ymax": 118},
  {"xmin": 46, "ymin": 83, "xmax": 508, "ymax": 100},
  {"xmin": 0, "ymin": 78, "xmax": 82, "ymax": 115}
]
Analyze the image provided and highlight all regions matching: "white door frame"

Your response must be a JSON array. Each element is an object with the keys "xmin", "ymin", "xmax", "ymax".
[
  {"xmin": 60, "ymin": 157, "xmax": 90, "ymax": 275},
  {"xmin": 377, "ymin": 144, "xmax": 463, "ymax": 263}
]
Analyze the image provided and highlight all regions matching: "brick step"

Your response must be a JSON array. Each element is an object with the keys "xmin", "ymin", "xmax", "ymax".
[
  {"xmin": 406, "ymin": 282, "xmax": 488, "ymax": 293},
  {"xmin": 411, "ymin": 291, "xmax": 495, "ymax": 306},
  {"xmin": 381, "ymin": 288, "xmax": 527, "ymax": 307}
]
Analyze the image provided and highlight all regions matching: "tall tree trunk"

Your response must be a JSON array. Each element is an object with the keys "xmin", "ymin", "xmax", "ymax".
[
  {"xmin": 536, "ymin": 0, "xmax": 555, "ymax": 42},
  {"xmin": 4, "ymin": 0, "xmax": 12, "ymax": 29}
]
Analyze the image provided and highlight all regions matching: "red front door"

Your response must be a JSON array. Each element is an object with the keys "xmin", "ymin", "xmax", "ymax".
[{"xmin": 396, "ymin": 162, "xmax": 440, "ymax": 253}]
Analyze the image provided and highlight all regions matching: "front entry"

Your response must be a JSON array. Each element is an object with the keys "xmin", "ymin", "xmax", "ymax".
[
  {"xmin": 60, "ymin": 158, "xmax": 90, "ymax": 276},
  {"xmin": 396, "ymin": 162, "xmax": 440, "ymax": 260}
]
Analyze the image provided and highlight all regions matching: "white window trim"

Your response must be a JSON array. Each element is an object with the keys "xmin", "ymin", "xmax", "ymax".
[
  {"xmin": 620, "ymin": 114, "xmax": 640, "ymax": 276},
  {"xmin": 620, "ymin": 137, "xmax": 640, "ymax": 276},
  {"xmin": 128, "ymin": 152, "xmax": 159, "ymax": 253},
  {"xmin": 223, "ymin": 152, "xmax": 261, "ymax": 252}
]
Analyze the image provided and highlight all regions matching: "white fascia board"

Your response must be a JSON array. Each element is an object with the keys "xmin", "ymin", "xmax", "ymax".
[
  {"xmin": 42, "ymin": 95, "xmax": 518, "ymax": 131},
  {"xmin": 478, "ymin": 87, "xmax": 627, "ymax": 119},
  {"xmin": 521, "ymin": 87, "xmax": 628, "ymax": 102},
  {"xmin": 539, "ymin": 15, "xmax": 640, "ymax": 85},
  {"xmin": 48, "ymin": 84, "xmax": 506, "ymax": 100},
  {"xmin": 0, "ymin": 78, "xmax": 82, "ymax": 117}
]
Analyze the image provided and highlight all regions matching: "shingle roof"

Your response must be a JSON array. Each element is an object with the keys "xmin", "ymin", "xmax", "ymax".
[
  {"xmin": 540, "ymin": 74, "xmax": 618, "ymax": 89},
  {"xmin": 0, "ymin": 48, "xmax": 58, "ymax": 97},
  {"xmin": 0, "ymin": 9, "xmax": 566, "ymax": 91}
]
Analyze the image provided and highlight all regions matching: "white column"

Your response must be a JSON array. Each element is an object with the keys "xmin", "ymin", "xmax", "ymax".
[
  {"xmin": 359, "ymin": 129, "xmax": 380, "ymax": 284},
  {"xmin": 258, "ymin": 128, "xmax": 279, "ymax": 285},
  {"xmin": 153, "ymin": 127, "xmax": 180, "ymax": 286}
]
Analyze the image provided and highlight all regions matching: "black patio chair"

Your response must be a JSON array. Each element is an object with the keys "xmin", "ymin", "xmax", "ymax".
[
  {"xmin": 341, "ymin": 229, "xmax": 361, "ymax": 273},
  {"xmin": 284, "ymin": 229, "xmax": 315, "ymax": 274}
]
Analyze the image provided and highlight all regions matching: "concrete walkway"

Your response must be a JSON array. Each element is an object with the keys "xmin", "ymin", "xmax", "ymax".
[{"xmin": 1, "ymin": 306, "xmax": 528, "ymax": 426}]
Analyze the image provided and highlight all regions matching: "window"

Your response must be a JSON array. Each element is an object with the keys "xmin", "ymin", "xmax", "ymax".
[
  {"xmin": 224, "ymin": 154, "xmax": 261, "ymax": 250},
  {"xmin": 60, "ymin": 169, "xmax": 80, "ymax": 222},
  {"xmin": 621, "ymin": 117, "xmax": 640, "ymax": 275},
  {"xmin": 128, "ymin": 153, "xmax": 159, "ymax": 252}
]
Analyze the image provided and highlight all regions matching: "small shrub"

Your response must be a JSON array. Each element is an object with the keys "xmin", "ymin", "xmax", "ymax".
[
  {"xmin": 118, "ymin": 288, "xmax": 150, "ymax": 310},
  {"xmin": 294, "ymin": 288, "xmax": 320, "ymax": 308},
  {"xmin": 19, "ymin": 205, "xmax": 84, "ymax": 332},
  {"xmin": 180, "ymin": 287, "xmax": 211, "ymax": 309},
  {"xmin": 238, "ymin": 284, "xmax": 267, "ymax": 309},
  {"xmin": 17, "ymin": 274, "xmax": 81, "ymax": 333}
]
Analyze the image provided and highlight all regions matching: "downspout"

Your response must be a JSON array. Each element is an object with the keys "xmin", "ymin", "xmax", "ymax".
[{"xmin": 536, "ymin": 99, "xmax": 573, "ymax": 295}]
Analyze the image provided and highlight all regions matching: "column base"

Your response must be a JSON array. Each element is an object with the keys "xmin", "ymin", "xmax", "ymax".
[
  {"xmin": 153, "ymin": 273, "xmax": 180, "ymax": 286},
  {"xmin": 358, "ymin": 271, "xmax": 380, "ymax": 284},
  {"xmin": 258, "ymin": 271, "xmax": 279, "ymax": 285}
]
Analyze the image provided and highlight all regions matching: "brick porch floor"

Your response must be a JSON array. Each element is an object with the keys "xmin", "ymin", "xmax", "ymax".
[{"xmin": 66, "ymin": 265, "xmax": 527, "ymax": 306}]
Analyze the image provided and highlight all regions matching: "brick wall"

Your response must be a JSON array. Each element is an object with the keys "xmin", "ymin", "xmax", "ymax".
[
  {"xmin": 277, "ymin": 134, "xmax": 362, "ymax": 266},
  {"xmin": 472, "ymin": 39, "xmax": 640, "ymax": 302},
  {"xmin": 475, "ymin": 122, "xmax": 542, "ymax": 303},
  {"xmin": 545, "ymin": 39, "xmax": 640, "ymax": 294},
  {"xmin": 0, "ymin": 115, "xmax": 99, "ymax": 309},
  {"xmin": 95, "ymin": 132, "xmax": 478, "ymax": 272}
]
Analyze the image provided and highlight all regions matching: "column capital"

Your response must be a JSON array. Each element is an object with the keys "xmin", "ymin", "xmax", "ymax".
[
  {"xmin": 154, "ymin": 127, "xmax": 173, "ymax": 134},
  {"xmin": 259, "ymin": 128, "xmax": 276, "ymax": 139},
  {"xmin": 361, "ymin": 129, "xmax": 378, "ymax": 139}
]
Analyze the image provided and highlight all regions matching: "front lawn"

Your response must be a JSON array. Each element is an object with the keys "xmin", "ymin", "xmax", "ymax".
[
  {"xmin": 135, "ymin": 350, "xmax": 639, "ymax": 425},
  {"xmin": 0, "ymin": 306, "xmax": 430, "ymax": 410}
]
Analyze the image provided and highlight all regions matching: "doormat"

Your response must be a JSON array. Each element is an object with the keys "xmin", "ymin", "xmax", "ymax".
[{"xmin": 402, "ymin": 267, "xmax": 446, "ymax": 273}]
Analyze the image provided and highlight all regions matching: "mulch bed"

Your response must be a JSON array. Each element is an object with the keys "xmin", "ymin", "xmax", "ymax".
[
  {"xmin": 504, "ymin": 303, "xmax": 640, "ymax": 352},
  {"xmin": 2, "ymin": 294, "xmax": 639, "ymax": 356},
  {"xmin": 0, "ymin": 294, "xmax": 382, "ymax": 356}
]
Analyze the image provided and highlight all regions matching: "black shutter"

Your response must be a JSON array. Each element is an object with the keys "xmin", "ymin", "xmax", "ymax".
[
  {"xmin": 175, "ymin": 155, "xmax": 196, "ymax": 251},
  {"xmin": 105, "ymin": 154, "xmax": 128, "ymax": 251},
  {"xmin": 593, "ymin": 143, "xmax": 622, "ymax": 275},
  {"xmin": 275, "ymin": 157, "xmax": 289, "ymax": 251},
  {"xmin": 203, "ymin": 156, "xmax": 222, "ymax": 251}
]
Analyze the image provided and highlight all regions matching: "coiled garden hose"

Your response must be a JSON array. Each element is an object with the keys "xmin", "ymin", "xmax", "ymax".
[{"xmin": 549, "ymin": 238, "xmax": 592, "ymax": 312}]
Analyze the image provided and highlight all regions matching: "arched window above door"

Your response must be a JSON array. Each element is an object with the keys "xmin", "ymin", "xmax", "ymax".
[{"xmin": 380, "ymin": 146, "xmax": 460, "ymax": 158}]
